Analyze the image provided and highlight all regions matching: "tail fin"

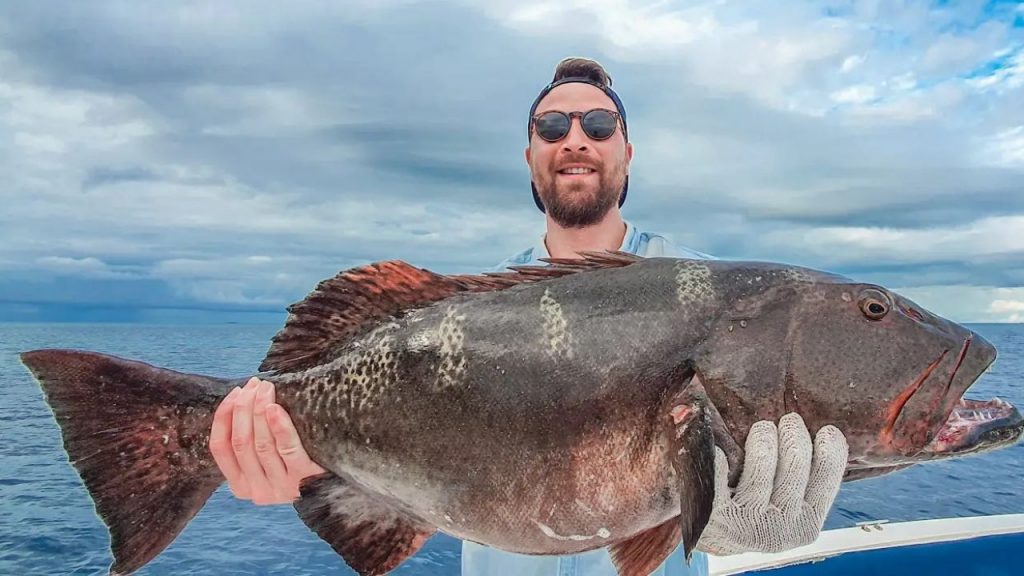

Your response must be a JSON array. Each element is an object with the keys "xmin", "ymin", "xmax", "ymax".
[{"xmin": 20, "ymin": 349, "xmax": 238, "ymax": 574}]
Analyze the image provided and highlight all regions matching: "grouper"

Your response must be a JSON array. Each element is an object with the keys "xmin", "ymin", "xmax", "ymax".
[{"xmin": 20, "ymin": 253, "xmax": 1024, "ymax": 576}]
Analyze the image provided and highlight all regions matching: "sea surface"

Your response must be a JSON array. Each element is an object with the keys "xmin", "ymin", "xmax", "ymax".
[{"xmin": 1, "ymin": 322, "xmax": 1022, "ymax": 575}]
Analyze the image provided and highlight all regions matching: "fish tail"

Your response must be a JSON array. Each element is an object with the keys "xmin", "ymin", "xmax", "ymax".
[{"xmin": 20, "ymin": 348, "xmax": 237, "ymax": 575}]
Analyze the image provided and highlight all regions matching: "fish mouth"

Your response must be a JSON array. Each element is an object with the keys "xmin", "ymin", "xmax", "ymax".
[
  {"xmin": 919, "ymin": 332, "xmax": 1022, "ymax": 459},
  {"xmin": 918, "ymin": 397, "xmax": 1024, "ymax": 459},
  {"xmin": 870, "ymin": 332, "xmax": 1021, "ymax": 466}
]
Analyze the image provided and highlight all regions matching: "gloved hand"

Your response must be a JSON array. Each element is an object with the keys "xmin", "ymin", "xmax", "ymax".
[{"xmin": 696, "ymin": 413, "xmax": 848, "ymax": 555}]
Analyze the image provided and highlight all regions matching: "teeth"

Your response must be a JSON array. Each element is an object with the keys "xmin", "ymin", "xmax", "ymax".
[{"xmin": 561, "ymin": 167, "xmax": 593, "ymax": 174}]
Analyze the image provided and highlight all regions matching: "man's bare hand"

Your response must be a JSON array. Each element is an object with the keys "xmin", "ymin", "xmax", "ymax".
[{"xmin": 209, "ymin": 377, "xmax": 327, "ymax": 505}]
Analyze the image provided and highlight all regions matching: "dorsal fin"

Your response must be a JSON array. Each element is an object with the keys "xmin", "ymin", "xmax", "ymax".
[{"xmin": 258, "ymin": 251, "xmax": 643, "ymax": 373}]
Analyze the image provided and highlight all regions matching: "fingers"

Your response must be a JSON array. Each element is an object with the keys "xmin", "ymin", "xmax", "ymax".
[
  {"xmin": 210, "ymin": 377, "xmax": 318, "ymax": 506},
  {"xmin": 770, "ymin": 413, "xmax": 813, "ymax": 511},
  {"xmin": 209, "ymin": 385, "xmax": 249, "ymax": 499},
  {"xmin": 711, "ymin": 446, "xmax": 732, "ymax": 511},
  {"xmin": 252, "ymin": 380, "xmax": 292, "ymax": 501},
  {"xmin": 232, "ymin": 378, "xmax": 275, "ymax": 504},
  {"xmin": 268, "ymin": 403, "xmax": 328, "ymax": 479},
  {"xmin": 733, "ymin": 420, "xmax": 778, "ymax": 509},
  {"xmin": 805, "ymin": 424, "xmax": 849, "ymax": 520}
]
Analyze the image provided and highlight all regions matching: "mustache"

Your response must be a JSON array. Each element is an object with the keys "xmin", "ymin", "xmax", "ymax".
[{"xmin": 552, "ymin": 154, "xmax": 603, "ymax": 171}]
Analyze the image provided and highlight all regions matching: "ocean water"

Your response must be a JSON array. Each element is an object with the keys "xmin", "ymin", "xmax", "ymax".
[{"xmin": 1, "ymin": 322, "xmax": 1022, "ymax": 575}]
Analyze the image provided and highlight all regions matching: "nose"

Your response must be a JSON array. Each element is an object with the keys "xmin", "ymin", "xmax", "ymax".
[{"xmin": 562, "ymin": 117, "xmax": 589, "ymax": 150}]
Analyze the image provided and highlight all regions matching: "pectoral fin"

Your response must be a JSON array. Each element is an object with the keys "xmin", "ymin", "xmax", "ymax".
[{"xmin": 666, "ymin": 387, "xmax": 716, "ymax": 563}]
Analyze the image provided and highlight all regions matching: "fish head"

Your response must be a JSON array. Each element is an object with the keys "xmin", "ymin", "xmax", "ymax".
[{"xmin": 692, "ymin": 263, "xmax": 1022, "ymax": 480}]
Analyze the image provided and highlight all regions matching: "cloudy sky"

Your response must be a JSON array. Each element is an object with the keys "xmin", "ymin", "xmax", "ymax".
[{"xmin": 1, "ymin": 0, "xmax": 1022, "ymax": 324}]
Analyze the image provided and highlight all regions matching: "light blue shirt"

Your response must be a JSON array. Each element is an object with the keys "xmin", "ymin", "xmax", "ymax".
[
  {"xmin": 462, "ymin": 220, "xmax": 713, "ymax": 576},
  {"xmin": 490, "ymin": 220, "xmax": 714, "ymax": 272}
]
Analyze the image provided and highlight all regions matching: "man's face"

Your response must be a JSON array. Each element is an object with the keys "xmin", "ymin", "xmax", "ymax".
[{"xmin": 526, "ymin": 83, "xmax": 633, "ymax": 228}]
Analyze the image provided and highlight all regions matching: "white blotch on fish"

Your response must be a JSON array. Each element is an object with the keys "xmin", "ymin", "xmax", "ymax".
[
  {"xmin": 674, "ymin": 261, "xmax": 714, "ymax": 308},
  {"xmin": 534, "ymin": 520, "xmax": 611, "ymax": 541},
  {"xmin": 540, "ymin": 288, "xmax": 575, "ymax": 360},
  {"xmin": 435, "ymin": 306, "xmax": 467, "ymax": 390}
]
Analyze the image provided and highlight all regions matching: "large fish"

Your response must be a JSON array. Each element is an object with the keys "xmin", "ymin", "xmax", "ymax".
[{"xmin": 20, "ymin": 253, "xmax": 1024, "ymax": 576}]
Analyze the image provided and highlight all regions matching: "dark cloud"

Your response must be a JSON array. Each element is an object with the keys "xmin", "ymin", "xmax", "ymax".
[{"xmin": 1, "ymin": 1, "xmax": 1022, "ymax": 322}]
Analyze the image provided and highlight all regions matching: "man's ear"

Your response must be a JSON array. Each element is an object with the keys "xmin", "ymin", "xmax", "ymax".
[{"xmin": 525, "ymin": 145, "xmax": 532, "ymax": 165}]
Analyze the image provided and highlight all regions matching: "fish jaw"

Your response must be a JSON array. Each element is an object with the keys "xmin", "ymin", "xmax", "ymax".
[
  {"xmin": 853, "ymin": 398, "xmax": 1023, "ymax": 479},
  {"xmin": 918, "ymin": 397, "xmax": 1024, "ymax": 458}
]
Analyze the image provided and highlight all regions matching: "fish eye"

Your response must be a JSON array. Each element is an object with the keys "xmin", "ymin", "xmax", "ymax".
[{"xmin": 859, "ymin": 289, "xmax": 890, "ymax": 320}]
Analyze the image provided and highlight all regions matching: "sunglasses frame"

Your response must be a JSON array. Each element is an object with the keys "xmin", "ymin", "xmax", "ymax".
[{"xmin": 530, "ymin": 108, "xmax": 623, "ymax": 143}]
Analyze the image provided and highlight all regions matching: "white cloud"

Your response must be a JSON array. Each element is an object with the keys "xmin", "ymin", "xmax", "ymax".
[
  {"xmin": 34, "ymin": 256, "xmax": 140, "ymax": 279},
  {"xmin": 967, "ymin": 46, "xmax": 1024, "ymax": 93},
  {"xmin": 759, "ymin": 215, "xmax": 1024, "ymax": 267},
  {"xmin": 895, "ymin": 286, "xmax": 1024, "ymax": 324},
  {"xmin": 991, "ymin": 299, "xmax": 1024, "ymax": 314},
  {"xmin": 841, "ymin": 54, "xmax": 865, "ymax": 73},
  {"xmin": 887, "ymin": 72, "xmax": 917, "ymax": 92},
  {"xmin": 0, "ymin": 75, "xmax": 158, "ymax": 153},
  {"xmin": 831, "ymin": 84, "xmax": 877, "ymax": 104},
  {"xmin": 483, "ymin": 0, "xmax": 854, "ymax": 112},
  {"xmin": 841, "ymin": 81, "xmax": 965, "ymax": 122},
  {"xmin": 920, "ymin": 21, "xmax": 1007, "ymax": 76},
  {"xmin": 980, "ymin": 126, "xmax": 1024, "ymax": 169},
  {"xmin": 185, "ymin": 85, "xmax": 346, "ymax": 137}
]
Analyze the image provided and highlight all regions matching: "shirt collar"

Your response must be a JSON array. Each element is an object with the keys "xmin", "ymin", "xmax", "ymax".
[{"xmin": 534, "ymin": 220, "xmax": 638, "ymax": 260}]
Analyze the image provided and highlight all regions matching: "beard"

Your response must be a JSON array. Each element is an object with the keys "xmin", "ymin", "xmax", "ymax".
[{"xmin": 534, "ymin": 161, "xmax": 626, "ymax": 228}]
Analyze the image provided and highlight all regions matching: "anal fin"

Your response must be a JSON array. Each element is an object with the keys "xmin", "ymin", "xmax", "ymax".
[
  {"xmin": 294, "ymin": 473, "xmax": 436, "ymax": 576},
  {"xmin": 608, "ymin": 518, "xmax": 682, "ymax": 576},
  {"xmin": 666, "ymin": 386, "xmax": 716, "ymax": 563}
]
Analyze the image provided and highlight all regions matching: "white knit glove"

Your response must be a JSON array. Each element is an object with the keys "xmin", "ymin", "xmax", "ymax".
[{"xmin": 696, "ymin": 413, "xmax": 848, "ymax": 556}]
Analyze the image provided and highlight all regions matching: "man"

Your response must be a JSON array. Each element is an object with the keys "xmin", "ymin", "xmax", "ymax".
[
  {"xmin": 459, "ymin": 56, "xmax": 849, "ymax": 576},
  {"xmin": 209, "ymin": 57, "xmax": 849, "ymax": 576}
]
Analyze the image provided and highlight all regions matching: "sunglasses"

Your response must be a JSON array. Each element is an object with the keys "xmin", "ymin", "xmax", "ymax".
[{"xmin": 530, "ymin": 108, "xmax": 622, "ymax": 142}]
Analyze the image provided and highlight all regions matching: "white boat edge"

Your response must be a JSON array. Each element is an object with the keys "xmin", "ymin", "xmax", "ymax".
[{"xmin": 706, "ymin": 513, "xmax": 1024, "ymax": 575}]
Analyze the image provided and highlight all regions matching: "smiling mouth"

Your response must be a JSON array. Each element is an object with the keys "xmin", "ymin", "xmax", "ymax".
[{"xmin": 557, "ymin": 167, "xmax": 596, "ymax": 175}]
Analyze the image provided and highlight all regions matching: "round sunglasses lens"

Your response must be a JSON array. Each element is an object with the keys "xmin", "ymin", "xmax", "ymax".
[
  {"xmin": 583, "ymin": 110, "xmax": 617, "ymax": 139},
  {"xmin": 535, "ymin": 112, "xmax": 570, "ymax": 141}
]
